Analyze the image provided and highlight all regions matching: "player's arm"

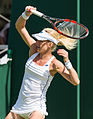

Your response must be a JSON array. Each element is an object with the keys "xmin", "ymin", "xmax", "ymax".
[
  {"xmin": 54, "ymin": 49, "xmax": 80, "ymax": 86},
  {"xmin": 15, "ymin": 16, "xmax": 36, "ymax": 47},
  {"xmin": 15, "ymin": 6, "xmax": 37, "ymax": 56}
]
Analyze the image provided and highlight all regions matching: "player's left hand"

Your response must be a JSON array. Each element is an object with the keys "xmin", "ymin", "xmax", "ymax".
[{"xmin": 57, "ymin": 49, "xmax": 69, "ymax": 62}]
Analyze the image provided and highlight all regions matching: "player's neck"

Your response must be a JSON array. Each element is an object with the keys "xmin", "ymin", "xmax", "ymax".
[{"xmin": 39, "ymin": 51, "xmax": 52, "ymax": 59}]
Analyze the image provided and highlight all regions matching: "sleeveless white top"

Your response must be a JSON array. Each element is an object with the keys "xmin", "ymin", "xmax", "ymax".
[{"xmin": 11, "ymin": 52, "xmax": 55, "ymax": 116}]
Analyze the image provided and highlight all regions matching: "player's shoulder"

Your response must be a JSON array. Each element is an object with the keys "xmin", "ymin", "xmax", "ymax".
[{"xmin": 29, "ymin": 43, "xmax": 37, "ymax": 57}]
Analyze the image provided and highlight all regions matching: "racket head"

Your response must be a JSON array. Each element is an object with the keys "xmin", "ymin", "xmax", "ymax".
[
  {"xmin": 31, "ymin": 10, "xmax": 89, "ymax": 39},
  {"xmin": 53, "ymin": 19, "xmax": 89, "ymax": 39}
]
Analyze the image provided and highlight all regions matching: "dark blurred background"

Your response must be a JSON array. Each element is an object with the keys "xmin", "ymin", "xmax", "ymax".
[
  {"xmin": 0, "ymin": 0, "xmax": 11, "ymax": 57},
  {"xmin": 0, "ymin": 0, "xmax": 11, "ymax": 29}
]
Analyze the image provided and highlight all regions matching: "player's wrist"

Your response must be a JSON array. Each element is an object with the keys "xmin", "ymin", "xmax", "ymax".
[
  {"xmin": 64, "ymin": 60, "xmax": 72, "ymax": 69},
  {"xmin": 64, "ymin": 57, "xmax": 69, "ymax": 63},
  {"xmin": 21, "ymin": 11, "xmax": 30, "ymax": 20}
]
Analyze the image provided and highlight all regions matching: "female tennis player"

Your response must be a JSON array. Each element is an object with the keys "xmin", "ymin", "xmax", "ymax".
[{"xmin": 5, "ymin": 6, "xmax": 80, "ymax": 119}]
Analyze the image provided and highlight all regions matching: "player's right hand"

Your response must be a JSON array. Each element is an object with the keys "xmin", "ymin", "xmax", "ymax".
[{"xmin": 25, "ymin": 6, "xmax": 37, "ymax": 16}]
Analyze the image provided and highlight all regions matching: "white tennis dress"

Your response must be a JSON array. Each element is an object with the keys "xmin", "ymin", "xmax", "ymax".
[{"xmin": 11, "ymin": 52, "xmax": 55, "ymax": 118}]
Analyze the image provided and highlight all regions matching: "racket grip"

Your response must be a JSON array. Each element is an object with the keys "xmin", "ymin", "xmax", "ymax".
[{"xmin": 31, "ymin": 10, "xmax": 44, "ymax": 17}]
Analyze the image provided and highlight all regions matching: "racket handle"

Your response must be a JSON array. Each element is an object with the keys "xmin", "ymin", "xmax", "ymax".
[{"xmin": 31, "ymin": 10, "xmax": 44, "ymax": 17}]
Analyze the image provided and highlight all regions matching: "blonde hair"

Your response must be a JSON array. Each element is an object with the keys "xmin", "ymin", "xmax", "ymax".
[{"xmin": 44, "ymin": 28, "xmax": 77, "ymax": 50}]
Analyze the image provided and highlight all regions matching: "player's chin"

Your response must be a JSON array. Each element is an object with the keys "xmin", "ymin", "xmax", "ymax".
[
  {"xmin": 36, "ymin": 47, "xmax": 40, "ymax": 52},
  {"xmin": 37, "ymin": 49, "xmax": 39, "ymax": 51}
]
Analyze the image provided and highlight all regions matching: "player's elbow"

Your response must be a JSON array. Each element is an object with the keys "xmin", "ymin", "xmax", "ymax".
[
  {"xmin": 15, "ymin": 22, "xmax": 21, "ymax": 30},
  {"xmin": 15, "ymin": 22, "xmax": 19, "ymax": 30},
  {"xmin": 15, "ymin": 21, "xmax": 24, "ymax": 31},
  {"xmin": 73, "ymin": 80, "xmax": 80, "ymax": 86}
]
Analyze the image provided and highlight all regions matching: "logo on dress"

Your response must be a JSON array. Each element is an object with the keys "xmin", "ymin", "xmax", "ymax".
[{"xmin": 45, "ymin": 64, "xmax": 48, "ymax": 66}]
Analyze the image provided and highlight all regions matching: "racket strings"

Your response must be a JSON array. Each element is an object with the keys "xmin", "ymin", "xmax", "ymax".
[{"xmin": 57, "ymin": 22, "xmax": 87, "ymax": 38}]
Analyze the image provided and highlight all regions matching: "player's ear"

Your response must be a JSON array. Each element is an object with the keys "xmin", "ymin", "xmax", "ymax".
[{"xmin": 48, "ymin": 42, "xmax": 54, "ymax": 48}]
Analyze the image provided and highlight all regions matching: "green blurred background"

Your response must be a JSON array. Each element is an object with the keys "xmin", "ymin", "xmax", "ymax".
[{"xmin": 0, "ymin": 0, "xmax": 93, "ymax": 118}]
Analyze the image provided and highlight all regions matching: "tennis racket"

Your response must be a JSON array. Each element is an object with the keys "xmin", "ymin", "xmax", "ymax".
[{"xmin": 31, "ymin": 9, "xmax": 89, "ymax": 39}]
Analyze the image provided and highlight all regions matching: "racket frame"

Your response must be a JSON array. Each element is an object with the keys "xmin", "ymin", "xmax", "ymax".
[
  {"xmin": 54, "ymin": 19, "xmax": 89, "ymax": 39},
  {"xmin": 31, "ymin": 10, "xmax": 89, "ymax": 39}
]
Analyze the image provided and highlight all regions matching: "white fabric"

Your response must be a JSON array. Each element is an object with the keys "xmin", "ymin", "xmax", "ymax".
[
  {"xmin": 21, "ymin": 12, "xmax": 30, "ymax": 20},
  {"xmin": 32, "ymin": 30, "xmax": 59, "ymax": 45},
  {"xmin": 11, "ymin": 52, "xmax": 55, "ymax": 118},
  {"xmin": 65, "ymin": 60, "xmax": 72, "ymax": 69},
  {"xmin": 0, "ymin": 54, "xmax": 12, "ymax": 65}
]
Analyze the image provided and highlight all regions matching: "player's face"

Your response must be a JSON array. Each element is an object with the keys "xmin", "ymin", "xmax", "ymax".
[{"xmin": 36, "ymin": 40, "xmax": 52, "ymax": 53}]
